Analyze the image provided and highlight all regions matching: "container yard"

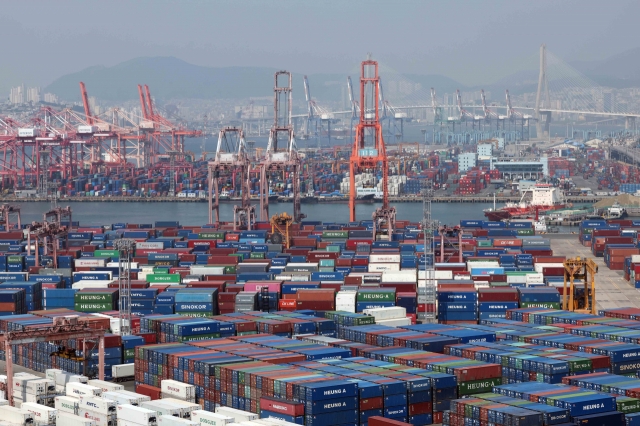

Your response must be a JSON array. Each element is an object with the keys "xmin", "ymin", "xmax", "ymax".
[{"xmin": 0, "ymin": 211, "xmax": 636, "ymax": 425}]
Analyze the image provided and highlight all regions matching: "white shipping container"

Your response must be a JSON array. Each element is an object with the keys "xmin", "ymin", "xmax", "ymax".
[
  {"xmin": 506, "ymin": 275, "xmax": 527, "ymax": 284},
  {"xmin": 0, "ymin": 406, "xmax": 34, "ymax": 425},
  {"xmin": 369, "ymin": 254, "xmax": 401, "ymax": 263},
  {"xmin": 21, "ymin": 402, "xmax": 57, "ymax": 425},
  {"xmin": 74, "ymin": 259, "xmax": 108, "ymax": 268},
  {"xmin": 26, "ymin": 379, "xmax": 55, "ymax": 395},
  {"xmin": 111, "ymin": 364, "xmax": 135, "ymax": 379},
  {"xmin": 525, "ymin": 273, "xmax": 544, "ymax": 284},
  {"xmin": 78, "ymin": 396, "xmax": 117, "ymax": 415},
  {"xmin": 381, "ymin": 271, "xmax": 416, "ymax": 283},
  {"xmin": 55, "ymin": 396, "xmax": 80, "ymax": 414},
  {"xmin": 67, "ymin": 383, "xmax": 102, "ymax": 398},
  {"xmin": 77, "ymin": 408, "xmax": 116, "ymax": 426},
  {"xmin": 419, "ymin": 270, "xmax": 453, "ymax": 279},
  {"xmin": 368, "ymin": 263, "xmax": 400, "ymax": 272},
  {"xmin": 214, "ymin": 407, "xmax": 258, "ymax": 422},
  {"xmin": 18, "ymin": 128, "xmax": 37, "ymax": 138},
  {"xmin": 77, "ymin": 126, "xmax": 98, "ymax": 134},
  {"xmin": 46, "ymin": 369, "xmax": 63, "ymax": 382},
  {"xmin": 189, "ymin": 266, "xmax": 225, "ymax": 276},
  {"xmin": 57, "ymin": 411, "xmax": 96, "ymax": 426},
  {"xmin": 631, "ymin": 255, "xmax": 640, "ymax": 263},
  {"xmin": 190, "ymin": 410, "xmax": 234, "ymax": 426},
  {"xmin": 72, "ymin": 280, "xmax": 112, "ymax": 290},
  {"xmin": 362, "ymin": 306, "xmax": 407, "ymax": 321},
  {"xmin": 135, "ymin": 242, "xmax": 165, "ymax": 250},
  {"xmin": 375, "ymin": 317, "xmax": 412, "ymax": 327},
  {"xmin": 116, "ymin": 404, "xmax": 157, "ymax": 425},
  {"xmin": 106, "ymin": 262, "xmax": 139, "ymax": 269},
  {"xmin": 156, "ymin": 399, "xmax": 199, "ymax": 418},
  {"xmin": 139, "ymin": 401, "xmax": 182, "ymax": 418},
  {"xmin": 466, "ymin": 262, "xmax": 500, "ymax": 271},
  {"xmin": 160, "ymin": 381, "xmax": 195, "ymax": 400},
  {"xmin": 102, "ymin": 391, "xmax": 149, "ymax": 406},
  {"xmin": 158, "ymin": 415, "xmax": 198, "ymax": 426},
  {"xmin": 533, "ymin": 263, "xmax": 564, "ymax": 273}
]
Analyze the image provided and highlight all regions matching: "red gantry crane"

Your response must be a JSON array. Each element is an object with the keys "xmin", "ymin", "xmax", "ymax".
[{"xmin": 349, "ymin": 59, "xmax": 396, "ymax": 240}]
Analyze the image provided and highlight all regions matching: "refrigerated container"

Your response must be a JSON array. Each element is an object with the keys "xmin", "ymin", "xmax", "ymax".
[
  {"xmin": 0, "ymin": 406, "xmax": 34, "ymax": 425},
  {"xmin": 21, "ymin": 402, "xmax": 56, "ymax": 425},
  {"xmin": 56, "ymin": 411, "xmax": 96, "ymax": 426},
  {"xmin": 87, "ymin": 380, "xmax": 124, "ymax": 393},
  {"xmin": 66, "ymin": 383, "xmax": 102, "ymax": 398},
  {"xmin": 78, "ymin": 396, "xmax": 117, "ymax": 415},
  {"xmin": 115, "ymin": 404, "xmax": 157, "ymax": 425},
  {"xmin": 55, "ymin": 396, "xmax": 80, "ymax": 414}
]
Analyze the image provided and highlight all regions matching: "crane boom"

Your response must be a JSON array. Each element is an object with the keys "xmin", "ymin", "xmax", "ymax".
[
  {"xmin": 138, "ymin": 84, "xmax": 149, "ymax": 120},
  {"xmin": 79, "ymin": 82, "xmax": 93, "ymax": 125}
]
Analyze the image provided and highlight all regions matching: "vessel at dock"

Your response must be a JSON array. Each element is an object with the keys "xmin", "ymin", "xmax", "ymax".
[{"xmin": 484, "ymin": 184, "xmax": 566, "ymax": 221}]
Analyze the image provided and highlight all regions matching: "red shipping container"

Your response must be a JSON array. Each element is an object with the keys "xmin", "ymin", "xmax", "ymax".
[{"xmin": 135, "ymin": 384, "xmax": 161, "ymax": 400}]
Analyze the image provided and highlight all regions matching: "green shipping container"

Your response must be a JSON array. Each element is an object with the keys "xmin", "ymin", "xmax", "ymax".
[
  {"xmin": 517, "ymin": 229, "xmax": 535, "ymax": 236},
  {"xmin": 7, "ymin": 255, "xmax": 23, "ymax": 264},
  {"xmin": 322, "ymin": 231, "xmax": 348, "ymax": 239},
  {"xmin": 74, "ymin": 293, "xmax": 115, "ymax": 302},
  {"xmin": 477, "ymin": 240, "xmax": 493, "ymax": 247},
  {"xmin": 458, "ymin": 377, "xmax": 503, "ymax": 396},
  {"xmin": 319, "ymin": 259, "xmax": 335, "ymax": 267},
  {"xmin": 199, "ymin": 232, "xmax": 225, "ymax": 240},
  {"xmin": 223, "ymin": 266, "xmax": 236, "ymax": 274},
  {"xmin": 617, "ymin": 396, "xmax": 640, "ymax": 414},
  {"xmin": 326, "ymin": 246, "xmax": 341, "ymax": 253},
  {"xmin": 74, "ymin": 302, "xmax": 114, "ymax": 312},
  {"xmin": 357, "ymin": 291, "xmax": 395, "ymax": 302},
  {"xmin": 94, "ymin": 250, "xmax": 119, "ymax": 258},
  {"xmin": 146, "ymin": 274, "xmax": 181, "ymax": 284},
  {"xmin": 249, "ymin": 253, "xmax": 265, "ymax": 259}
]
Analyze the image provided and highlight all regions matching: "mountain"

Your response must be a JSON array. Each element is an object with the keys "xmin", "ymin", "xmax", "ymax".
[
  {"xmin": 43, "ymin": 56, "xmax": 466, "ymax": 104},
  {"xmin": 44, "ymin": 57, "xmax": 281, "ymax": 102}
]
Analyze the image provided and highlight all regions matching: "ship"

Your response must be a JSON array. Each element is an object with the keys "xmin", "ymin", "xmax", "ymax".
[{"xmin": 484, "ymin": 184, "xmax": 566, "ymax": 221}]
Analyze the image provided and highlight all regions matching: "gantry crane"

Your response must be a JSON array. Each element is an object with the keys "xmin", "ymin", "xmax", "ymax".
[
  {"xmin": 259, "ymin": 71, "xmax": 306, "ymax": 223},
  {"xmin": 0, "ymin": 205, "xmax": 21, "ymax": 230},
  {"xmin": 27, "ymin": 222, "xmax": 68, "ymax": 268},
  {"xmin": 347, "ymin": 76, "xmax": 360, "ymax": 143},
  {"xmin": 0, "ymin": 316, "xmax": 106, "ymax": 405},
  {"xmin": 562, "ymin": 257, "xmax": 598, "ymax": 314},
  {"xmin": 208, "ymin": 127, "xmax": 255, "ymax": 230},
  {"xmin": 349, "ymin": 59, "xmax": 396, "ymax": 240}
]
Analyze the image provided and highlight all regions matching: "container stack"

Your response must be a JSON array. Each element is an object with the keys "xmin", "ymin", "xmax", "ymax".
[
  {"xmin": 43, "ymin": 289, "xmax": 77, "ymax": 310},
  {"xmin": 174, "ymin": 289, "xmax": 218, "ymax": 317},
  {"xmin": 356, "ymin": 288, "xmax": 396, "ymax": 312},
  {"xmin": 0, "ymin": 288, "xmax": 26, "ymax": 315},
  {"xmin": 477, "ymin": 288, "xmax": 519, "ymax": 321},
  {"xmin": 74, "ymin": 289, "xmax": 118, "ymax": 313},
  {"xmin": 12, "ymin": 373, "xmax": 56, "ymax": 408},
  {"xmin": 517, "ymin": 287, "xmax": 562, "ymax": 309},
  {"xmin": 130, "ymin": 288, "xmax": 158, "ymax": 316},
  {"xmin": 77, "ymin": 395, "xmax": 117, "ymax": 426},
  {"xmin": 437, "ymin": 288, "xmax": 477, "ymax": 324},
  {"xmin": 234, "ymin": 291, "xmax": 258, "ymax": 312}
]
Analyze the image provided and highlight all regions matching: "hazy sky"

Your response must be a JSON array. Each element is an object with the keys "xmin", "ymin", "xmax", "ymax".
[{"xmin": 1, "ymin": 0, "xmax": 638, "ymax": 89}]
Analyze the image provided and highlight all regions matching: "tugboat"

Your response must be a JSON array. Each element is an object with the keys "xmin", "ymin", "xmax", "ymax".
[
  {"xmin": 603, "ymin": 201, "xmax": 627, "ymax": 220},
  {"xmin": 484, "ymin": 184, "xmax": 566, "ymax": 221}
]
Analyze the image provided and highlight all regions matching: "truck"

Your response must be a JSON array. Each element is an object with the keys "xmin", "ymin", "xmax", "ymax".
[{"xmin": 111, "ymin": 364, "xmax": 135, "ymax": 382}]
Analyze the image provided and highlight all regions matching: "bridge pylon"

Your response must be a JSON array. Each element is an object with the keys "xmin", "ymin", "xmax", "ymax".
[{"xmin": 535, "ymin": 44, "xmax": 551, "ymax": 138}]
